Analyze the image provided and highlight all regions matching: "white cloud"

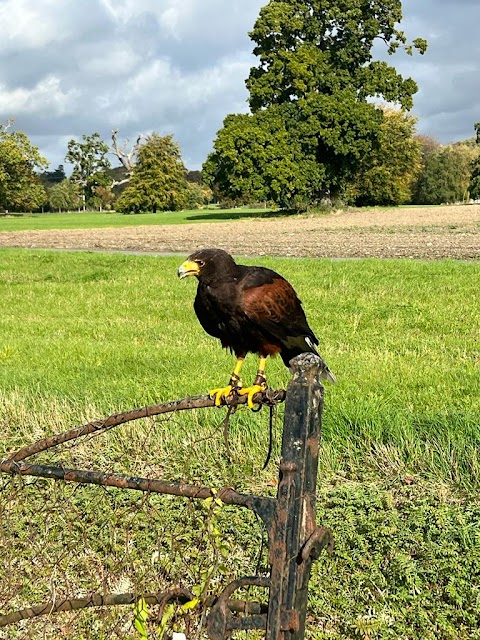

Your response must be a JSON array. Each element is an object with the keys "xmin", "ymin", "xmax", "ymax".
[
  {"xmin": 0, "ymin": 0, "xmax": 478, "ymax": 169},
  {"xmin": 79, "ymin": 43, "xmax": 141, "ymax": 77},
  {"xmin": 126, "ymin": 53, "xmax": 251, "ymax": 108},
  {"xmin": 0, "ymin": 75, "xmax": 79, "ymax": 116},
  {"xmin": 0, "ymin": 0, "xmax": 68, "ymax": 50},
  {"xmin": 159, "ymin": 0, "xmax": 197, "ymax": 38},
  {"xmin": 98, "ymin": 0, "xmax": 136, "ymax": 23}
]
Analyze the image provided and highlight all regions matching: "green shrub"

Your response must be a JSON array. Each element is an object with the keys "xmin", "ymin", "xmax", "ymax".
[{"xmin": 308, "ymin": 480, "xmax": 480, "ymax": 639}]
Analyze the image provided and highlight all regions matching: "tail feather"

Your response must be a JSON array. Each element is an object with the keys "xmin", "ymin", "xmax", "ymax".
[
  {"xmin": 284, "ymin": 335, "xmax": 337, "ymax": 383},
  {"xmin": 320, "ymin": 366, "xmax": 337, "ymax": 384}
]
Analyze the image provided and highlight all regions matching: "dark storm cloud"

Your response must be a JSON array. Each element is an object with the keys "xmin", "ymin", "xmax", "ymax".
[
  {"xmin": 399, "ymin": 0, "xmax": 480, "ymax": 142},
  {"xmin": 0, "ymin": 0, "xmax": 478, "ymax": 171}
]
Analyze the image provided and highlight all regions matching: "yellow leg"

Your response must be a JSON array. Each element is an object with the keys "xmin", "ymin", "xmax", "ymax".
[
  {"xmin": 210, "ymin": 357, "xmax": 245, "ymax": 407},
  {"xmin": 239, "ymin": 356, "xmax": 268, "ymax": 409}
]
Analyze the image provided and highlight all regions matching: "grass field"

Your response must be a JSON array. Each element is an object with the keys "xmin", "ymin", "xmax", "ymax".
[
  {"xmin": 1, "ymin": 249, "xmax": 479, "ymax": 638},
  {"xmin": 1, "ymin": 249, "xmax": 478, "ymax": 488},
  {"xmin": 0, "ymin": 207, "xmax": 274, "ymax": 231}
]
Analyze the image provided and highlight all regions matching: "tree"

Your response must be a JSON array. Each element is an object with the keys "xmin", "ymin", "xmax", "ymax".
[
  {"xmin": 65, "ymin": 133, "xmax": 111, "ymax": 209},
  {"xmin": 469, "ymin": 122, "xmax": 480, "ymax": 200},
  {"xmin": 48, "ymin": 179, "xmax": 82, "ymax": 212},
  {"xmin": 0, "ymin": 122, "xmax": 48, "ymax": 211},
  {"xmin": 186, "ymin": 170, "xmax": 203, "ymax": 185},
  {"xmin": 346, "ymin": 107, "xmax": 422, "ymax": 206},
  {"xmin": 247, "ymin": 0, "xmax": 426, "ymax": 110},
  {"xmin": 412, "ymin": 144, "xmax": 477, "ymax": 205},
  {"xmin": 110, "ymin": 129, "xmax": 142, "ymax": 188},
  {"xmin": 206, "ymin": 0, "xmax": 426, "ymax": 208},
  {"xmin": 185, "ymin": 182, "xmax": 213, "ymax": 209},
  {"xmin": 203, "ymin": 107, "xmax": 323, "ymax": 209},
  {"xmin": 92, "ymin": 185, "xmax": 115, "ymax": 211},
  {"xmin": 415, "ymin": 135, "xmax": 442, "ymax": 163},
  {"xmin": 116, "ymin": 134, "xmax": 189, "ymax": 213}
]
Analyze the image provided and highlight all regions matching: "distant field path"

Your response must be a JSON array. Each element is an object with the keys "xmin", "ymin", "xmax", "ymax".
[{"xmin": 1, "ymin": 204, "xmax": 479, "ymax": 259}]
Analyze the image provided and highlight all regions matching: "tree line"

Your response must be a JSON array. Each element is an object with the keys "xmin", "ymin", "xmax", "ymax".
[
  {"xmin": 0, "ymin": 126, "xmax": 213, "ymax": 213},
  {"xmin": 1, "ymin": 0, "xmax": 480, "ymax": 214}
]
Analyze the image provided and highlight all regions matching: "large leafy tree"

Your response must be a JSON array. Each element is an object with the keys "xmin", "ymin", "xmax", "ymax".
[
  {"xmin": 346, "ymin": 107, "xmax": 422, "ymax": 206},
  {"xmin": 0, "ymin": 123, "xmax": 48, "ymax": 212},
  {"xmin": 66, "ymin": 133, "xmax": 111, "ymax": 208},
  {"xmin": 246, "ymin": 0, "xmax": 426, "ymax": 111},
  {"xmin": 203, "ymin": 107, "xmax": 323, "ymax": 209},
  {"xmin": 116, "ymin": 133, "xmax": 189, "ymax": 213},
  {"xmin": 206, "ymin": 0, "xmax": 426, "ymax": 207}
]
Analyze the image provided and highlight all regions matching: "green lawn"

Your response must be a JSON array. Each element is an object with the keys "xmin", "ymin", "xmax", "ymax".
[
  {"xmin": 0, "ymin": 249, "xmax": 479, "ymax": 639},
  {"xmin": 1, "ymin": 249, "xmax": 478, "ymax": 488},
  {"xmin": 0, "ymin": 207, "xmax": 278, "ymax": 231}
]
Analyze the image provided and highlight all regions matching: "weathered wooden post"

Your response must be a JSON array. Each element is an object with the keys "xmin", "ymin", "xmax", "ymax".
[{"xmin": 265, "ymin": 353, "xmax": 333, "ymax": 640}]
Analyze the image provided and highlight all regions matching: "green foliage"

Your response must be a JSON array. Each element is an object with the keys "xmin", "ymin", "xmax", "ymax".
[
  {"xmin": 65, "ymin": 133, "xmax": 111, "ymax": 207},
  {"xmin": 469, "ymin": 122, "xmax": 480, "ymax": 200},
  {"xmin": 412, "ymin": 143, "xmax": 478, "ymax": 204},
  {"xmin": 48, "ymin": 179, "xmax": 82, "ymax": 212},
  {"xmin": 207, "ymin": 0, "xmax": 426, "ymax": 207},
  {"xmin": 92, "ymin": 185, "xmax": 116, "ymax": 211},
  {"xmin": 415, "ymin": 134, "xmax": 442, "ymax": 167},
  {"xmin": 247, "ymin": 0, "xmax": 425, "ymax": 112},
  {"xmin": 129, "ymin": 493, "xmax": 233, "ymax": 638},
  {"xmin": 39, "ymin": 164, "xmax": 67, "ymax": 189},
  {"xmin": 0, "ymin": 123, "xmax": 48, "ymax": 211},
  {"xmin": 203, "ymin": 107, "xmax": 323, "ymax": 209},
  {"xmin": 133, "ymin": 598, "xmax": 149, "ymax": 638},
  {"xmin": 347, "ymin": 107, "xmax": 422, "ymax": 206},
  {"xmin": 310, "ymin": 481, "xmax": 480, "ymax": 639},
  {"xmin": 116, "ymin": 134, "xmax": 189, "ymax": 213},
  {"xmin": 184, "ymin": 181, "xmax": 213, "ymax": 209}
]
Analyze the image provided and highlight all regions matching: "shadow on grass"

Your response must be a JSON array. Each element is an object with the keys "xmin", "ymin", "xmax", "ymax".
[{"xmin": 186, "ymin": 208, "xmax": 297, "ymax": 222}]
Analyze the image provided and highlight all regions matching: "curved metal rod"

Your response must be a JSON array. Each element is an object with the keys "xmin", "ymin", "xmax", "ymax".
[
  {"xmin": 2, "ymin": 389, "xmax": 286, "ymax": 464},
  {"xmin": 0, "ymin": 588, "xmax": 194, "ymax": 628}
]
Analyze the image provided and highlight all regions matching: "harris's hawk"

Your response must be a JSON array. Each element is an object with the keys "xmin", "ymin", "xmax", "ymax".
[{"xmin": 178, "ymin": 248, "xmax": 336, "ymax": 408}]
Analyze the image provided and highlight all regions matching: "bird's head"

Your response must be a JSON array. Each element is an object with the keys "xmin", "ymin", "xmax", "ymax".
[{"xmin": 177, "ymin": 248, "xmax": 237, "ymax": 283}]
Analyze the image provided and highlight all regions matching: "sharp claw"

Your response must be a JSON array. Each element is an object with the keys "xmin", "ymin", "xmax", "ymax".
[
  {"xmin": 238, "ymin": 384, "xmax": 266, "ymax": 409},
  {"xmin": 209, "ymin": 385, "xmax": 234, "ymax": 406}
]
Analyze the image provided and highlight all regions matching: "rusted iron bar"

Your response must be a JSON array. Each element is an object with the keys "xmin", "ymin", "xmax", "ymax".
[
  {"xmin": 265, "ymin": 353, "xmax": 332, "ymax": 640},
  {"xmin": 3, "ymin": 389, "xmax": 286, "ymax": 464},
  {"xmin": 0, "ymin": 588, "xmax": 194, "ymax": 627},
  {"xmin": 0, "ymin": 460, "xmax": 275, "ymax": 527},
  {"xmin": 0, "ymin": 589, "xmax": 268, "ymax": 628}
]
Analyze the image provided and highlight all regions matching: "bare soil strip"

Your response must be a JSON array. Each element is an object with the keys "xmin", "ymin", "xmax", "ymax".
[{"xmin": 0, "ymin": 205, "xmax": 479, "ymax": 259}]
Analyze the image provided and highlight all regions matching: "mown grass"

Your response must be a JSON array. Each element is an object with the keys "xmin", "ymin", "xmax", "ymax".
[
  {"xmin": 0, "ymin": 249, "xmax": 479, "ymax": 639},
  {"xmin": 0, "ymin": 249, "xmax": 478, "ymax": 489},
  {"xmin": 0, "ymin": 207, "xmax": 279, "ymax": 232}
]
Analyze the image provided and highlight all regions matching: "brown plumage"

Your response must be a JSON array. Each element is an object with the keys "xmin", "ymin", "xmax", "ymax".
[{"xmin": 178, "ymin": 248, "xmax": 335, "ymax": 407}]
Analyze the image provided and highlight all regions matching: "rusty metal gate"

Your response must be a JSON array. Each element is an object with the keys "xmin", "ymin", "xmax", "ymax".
[{"xmin": 0, "ymin": 353, "xmax": 333, "ymax": 639}]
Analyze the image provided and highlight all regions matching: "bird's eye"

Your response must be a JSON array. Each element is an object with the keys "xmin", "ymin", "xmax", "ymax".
[{"xmin": 196, "ymin": 260, "xmax": 205, "ymax": 267}]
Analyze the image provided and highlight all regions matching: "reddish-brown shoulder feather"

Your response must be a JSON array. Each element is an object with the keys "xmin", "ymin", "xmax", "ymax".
[
  {"xmin": 241, "ymin": 274, "xmax": 315, "ymax": 340},
  {"xmin": 242, "ymin": 278, "xmax": 301, "ymax": 328}
]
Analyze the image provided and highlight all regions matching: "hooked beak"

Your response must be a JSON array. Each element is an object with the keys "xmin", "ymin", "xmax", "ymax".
[{"xmin": 177, "ymin": 260, "xmax": 200, "ymax": 279}]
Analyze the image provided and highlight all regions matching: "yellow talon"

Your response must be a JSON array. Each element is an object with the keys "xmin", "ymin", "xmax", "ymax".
[
  {"xmin": 238, "ymin": 384, "xmax": 266, "ymax": 409},
  {"xmin": 209, "ymin": 385, "xmax": 234, "ymax": 407}
]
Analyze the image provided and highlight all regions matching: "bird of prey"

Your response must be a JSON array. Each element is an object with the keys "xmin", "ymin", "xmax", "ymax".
[{"xmin": 178, "ymin": 248, "xmax": 336, "ymax": 408}]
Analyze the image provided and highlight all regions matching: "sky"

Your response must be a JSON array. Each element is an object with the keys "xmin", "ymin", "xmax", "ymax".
[{"xmin": 0, "ymin": 0, "xmax": 479, "ymax": 172}]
